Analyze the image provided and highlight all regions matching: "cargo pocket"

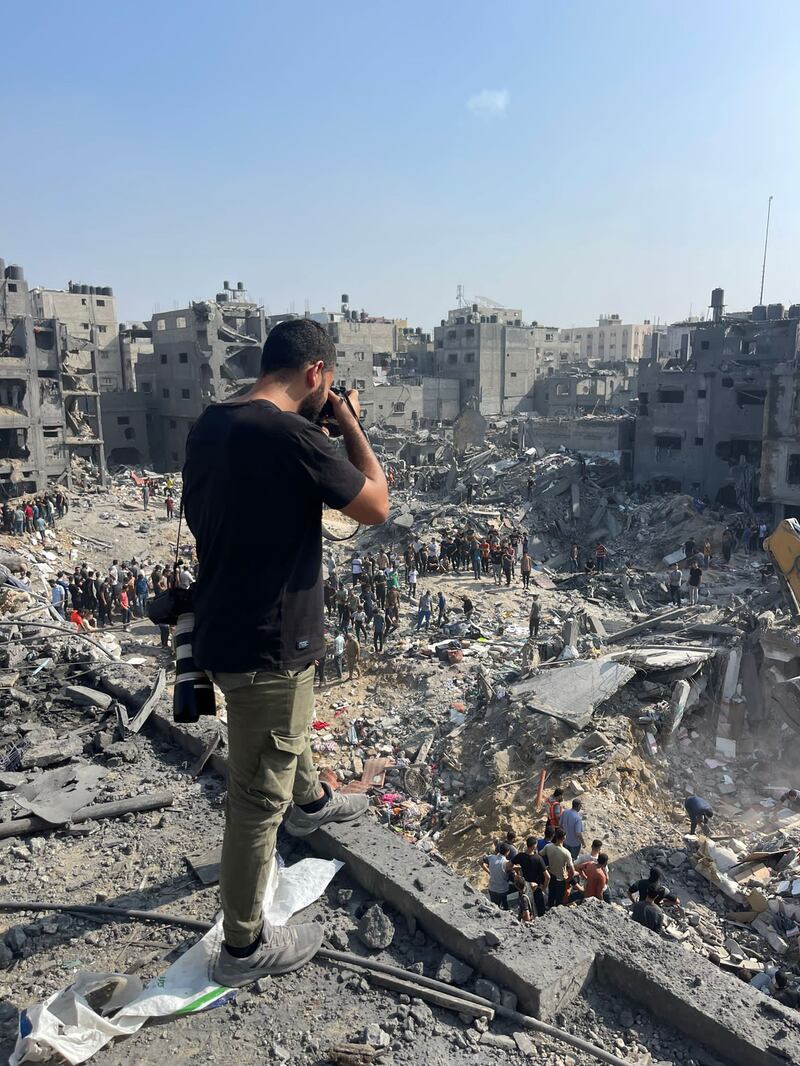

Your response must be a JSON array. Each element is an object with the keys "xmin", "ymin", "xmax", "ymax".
[
  {"xmin": 245, "ymin": 732, "xmax": 309, "ymax": 811},
  {"xmin": 269, "ymin": 731, "xmax": 308, "ymax": 755}
]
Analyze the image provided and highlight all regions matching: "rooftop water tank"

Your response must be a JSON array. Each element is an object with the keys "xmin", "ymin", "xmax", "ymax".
[
  {"xmin": 788, "ymin": 304, "xmax": 800, "ymax": 320},
  {"xmin": 80, "ymin": 284, "xmax": 89, "ymax": 294},
  {"xmin": 752, "ymin": 305, "xmax": 767, "ymax": 320},
  {"xmin": 768, "ymin": 303, "xmax": 785, "ymax": 320},
  {"xmin": 5, "ymin": 264, "xmax": 24, "ymax": 281}
]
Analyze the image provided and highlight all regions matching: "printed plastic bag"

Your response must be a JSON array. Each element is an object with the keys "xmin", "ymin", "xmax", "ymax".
[{"xmin": 11, "ymin": 857, "xmax": 341, "ymax": 1065}]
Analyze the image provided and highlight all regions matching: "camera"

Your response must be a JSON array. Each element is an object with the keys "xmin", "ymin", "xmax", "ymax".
[{"xmin": 316, "ymin": 386, "xmax": 361, "ymax": 438}]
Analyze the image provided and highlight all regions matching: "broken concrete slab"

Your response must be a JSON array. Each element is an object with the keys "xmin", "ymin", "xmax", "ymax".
[
  {"xmin": 14, "ymin": 764, "xmax": 107, "ymax": 825},
  {"xmin": 310, "ymin": 818, "xmax": 800, "ymax": 1065},
  {"xmin": 508, "ymin": 657, "xmax": 636, "ymax": 729},
  {"xmin": 91, "ymin": 662, "xmax": 152, "ymax": 710},
  {"xmin": 63, "ymin": 685, "xmax": 113, "ymax": 711},
  {"xmin": 19, "ymin": 733, "xmax": 83, "ymax": 769}
]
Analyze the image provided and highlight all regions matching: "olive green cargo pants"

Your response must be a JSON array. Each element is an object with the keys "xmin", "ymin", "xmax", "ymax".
[{"xmin": 213, "ymin": 664, "xmax": 320, "ymax": 947}]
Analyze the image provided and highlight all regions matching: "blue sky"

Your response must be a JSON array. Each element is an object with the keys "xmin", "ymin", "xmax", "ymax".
[{"xmin": 3, "ymin": 1, "xmax": 800, "ymax": 329}]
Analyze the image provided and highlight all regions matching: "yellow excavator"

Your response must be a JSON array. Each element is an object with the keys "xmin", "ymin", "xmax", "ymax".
[{"xmin": 764, "ymin": 518, "xmax": 800, "ymax": 616}]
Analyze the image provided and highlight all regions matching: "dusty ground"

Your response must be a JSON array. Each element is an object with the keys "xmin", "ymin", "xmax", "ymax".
[{"xmin": 0, "ymin": 475, "xmax": 793, "ymax": 1064}]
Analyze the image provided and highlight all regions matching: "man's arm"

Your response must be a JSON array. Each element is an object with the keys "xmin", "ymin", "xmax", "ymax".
[{"xmin": 332, "ymin": 390, "xmax": 389, "ymax": 525}]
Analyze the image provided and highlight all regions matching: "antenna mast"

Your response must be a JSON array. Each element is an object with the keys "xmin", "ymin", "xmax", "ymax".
[{"xmin": 759, "ymin": 195, "xmax": 773, "ymax": 305}]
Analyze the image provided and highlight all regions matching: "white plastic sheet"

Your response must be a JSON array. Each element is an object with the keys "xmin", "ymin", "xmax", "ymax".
[{"xmin": 10, "ymin": 857, "xmax": 341, "ymax": 1065}]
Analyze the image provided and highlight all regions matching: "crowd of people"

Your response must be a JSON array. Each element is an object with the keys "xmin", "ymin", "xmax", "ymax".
[
  {"xmin": 477, "ymin": 788, "xmax": 731, "ymax": 935},
  {"xmin": 46, "ymin": 556, "xmax": 196, "ymax": 640},
  {"xmin": 1, "ymin": 490, "xmax": 69, "ymax": 538}
]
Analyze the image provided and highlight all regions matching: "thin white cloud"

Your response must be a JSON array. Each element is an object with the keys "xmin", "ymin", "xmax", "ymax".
[{"xmin": 466, "ymin": 88, "xmax": 509, "ymax": 119}]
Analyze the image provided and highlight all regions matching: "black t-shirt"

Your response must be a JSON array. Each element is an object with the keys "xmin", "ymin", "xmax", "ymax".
[
  {"xmin": 517, "ymin": 851, "xmax": 547, "ymax": 886},
  {"xmin": 183, "ymin": 400, "xmax": 365, "ymax": 672}
]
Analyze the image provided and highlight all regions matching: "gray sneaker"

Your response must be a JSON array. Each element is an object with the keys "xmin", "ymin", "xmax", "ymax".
[
  {"xmin": 283, "ymin": 781, "xmax": 370, "ymax": 837},
  {"xmin": 212, "ymin": 921, "xmax": 323, "ymax": 987}
]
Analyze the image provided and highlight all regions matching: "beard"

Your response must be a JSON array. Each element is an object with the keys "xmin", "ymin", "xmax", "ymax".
[{"xmin": 298, "ymin": 379, "xmax": 328, "ymax": 422}]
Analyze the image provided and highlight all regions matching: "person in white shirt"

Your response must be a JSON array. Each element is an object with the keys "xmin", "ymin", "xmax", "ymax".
[
  {"xmin": 332, "ymin": 629, "xmax": 345, "ymax": 679},
  {"xmin": 178, "ymin": 566, "xmax": 195, "ymax": 590},
  {"xmin": 350, "ymin": 554, "xmax": 362, "ymax": 584},
  {"xmin": 407, "ymin": 567, "xmax": 418, "ymax": 601}
]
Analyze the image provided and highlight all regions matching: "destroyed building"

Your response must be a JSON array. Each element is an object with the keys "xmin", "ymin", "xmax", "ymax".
[
  {"xmin": 29, "ymin": 281, "xmax": 125, "ymax": 393},
  {"xmin": 531, "ymin": 366, "xmax": 637, "ymax": 417},
  {"xmin": 136, "ymin": 281, "xmax": 266, "ymax": 468},
  {"xmin": 635, "ymin": 288, "xmax": 800, "ymax": 508},
  {"xmin": 0, "ymin": 257, "xmax": 106, "ymax": 494},
  {"xmin": 760, "ymin": 363, "xmax": 800, "ymax": 521}
]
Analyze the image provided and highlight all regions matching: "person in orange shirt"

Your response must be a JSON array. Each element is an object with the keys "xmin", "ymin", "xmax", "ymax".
[{"xmin": 577, "ymin": 852, "xmax": 610, "ymax": 901}]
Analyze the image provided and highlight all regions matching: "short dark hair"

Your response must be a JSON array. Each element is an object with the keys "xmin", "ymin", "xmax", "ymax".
[
  {"xmin": 592, "ymin": 839, "xmax": 603, "ymax": 849},
  {"xmin": 553, "ymin": 788, "xmax": 563, "ymax": 798},
  {"xmin": 261, "ymin": 319, "xmax": 335, "ymax": 376},
  {"xmin": 648, "ymin": 866, "xmax": 662, "ymax": 883},
  {"xmin": 526, "ymin": 835, "xmax": 536, "ymax": 849},
  {"xmin": 497, "ymin": 841, "xmax": 510, "ymax": 856},
  {"xmin": 553, "ymin": 827, "xmax": 566, "ymax": 843},
  {"xmin": 543, "ymin": 825, "xmax": 554, "ymax": 839},
  {"xmin": 572, "ymin": 799, "xmax": 582, "ymax": 810},
  {"xmin": 597, "ymin": 853, "xmax": 609, "ymax": 866},
  {"xmin": 645, "ymin": 884, "xmax": 660, "ymax": 900}
]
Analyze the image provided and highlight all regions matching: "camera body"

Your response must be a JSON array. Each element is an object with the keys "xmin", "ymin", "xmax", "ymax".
[{"xmin": 316, "ymin": 385, "xmax": 350, "ymax": 437}]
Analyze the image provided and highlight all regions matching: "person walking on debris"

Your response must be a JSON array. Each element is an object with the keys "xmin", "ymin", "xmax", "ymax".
[
  {"xmin": 667, "ymin": 561, "xmax": 683, "ymax": 605},
  {"xmin": 702, "ymin": 537, "xmax": 712, "ymax": 569},
  {"xmin": 688, "ymin": 558, "xmax": 702, "ymax": 604},
  {"xmin": 569, "ymin": 542, "xmax": 579, "ymax": 573},
  {"xmin": 684, "ymin": 536, "xmax": 696, "ymax": 560},
  {"xmin": 595, "ymin": 541, "xmax": 607, "ymax": 572},
  {"xmin": 543, "ymin": 827, "xmax": 575, "ymax": 907},
  {"xmin": 632, "ymin": 884, "xmax": 665, "ymax": 933},
  {"xmin": 415, "ymin": 589, "xmax": 432, "ymax": 630},
  {"xmin": 529, "ymin": 596, "xmax": 541, "ymax": 640},
  {"xmin": 560, "ymin": 798, "xmax": 585, "ymax": 860},
  {"xmin": 436, "ymin": 590, "xmax": 447, "ymax": 628},
  {"xmin": 546, "ymin": 787, "xmax": 564, "ymax": 829},
  {"xmin": 721, "ymin": 527, "xmax": 733, "ymax": 565},
  {"xmin": 481, "ymin": 841, "xmax": 513, "ymax": 909},
  {"xmin": 471, "ymin": 539, "xmax": 482, "ymax": 580},
  {"xmin": 684, "ymin": 795, "xmax": 714, "ymax": 834},
  {"xmin": 182, "ymin": 318, "xmax": 387, "ymax": 987},
  {"xmin": 520, "ymin": 550, "xmax": 532, "ymax": 588},
  {"xmin": 502, "ymin": 544, "xmax": 514, "ymax": 586},
  {"xmin": 461, "ymin": 594, "xmax": 474, "ymax": 622},
  {"xmin": 372, "ymin": 606, "xmax": 386, "ymax": 653},
  {"xmin": 142, "ymin": 482, "xmax": 149, "ymax": 510},
  {"xmin": 332, "ymin": 629, "xmax": 345, "ymax": 679},
  {"xmin": 345, "ymin": 632, "xmax": 360, "ymax": 680},
  {"xmin": 526, "ymin": 475, "xmax": 534, "ymax": 501},
  {"xmin": 490, "ymin": 542, "xmax": 503, "ymax": 584}
]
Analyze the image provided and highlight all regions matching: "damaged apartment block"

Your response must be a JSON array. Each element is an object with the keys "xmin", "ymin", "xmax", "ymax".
[
  {"xmin": 0, "ymin": 257, "xmax": 106, "ymax": 496},
  {"xmin": 635, "ymin": 287, "xmax": 800, "ymax": 516}
]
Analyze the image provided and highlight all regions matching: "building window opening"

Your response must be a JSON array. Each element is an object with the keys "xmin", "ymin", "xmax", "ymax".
[
  {"xmin": 787, "ymin": 454, "xmax": 800, "ymax": 485},
  {"xmin": 657, "ymin": 388, "xmax": 684, "ymax": 404}
]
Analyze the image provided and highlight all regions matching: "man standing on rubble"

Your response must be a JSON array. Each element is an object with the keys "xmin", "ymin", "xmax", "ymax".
[
  {"xmin": 559, "ymin": 798, "xmax": 585, "ymax": 860},
  {"xmin": 688, "ymin": 558, "xmax": 702, "ymax": 605},
  {"xmin": 529, "ymin": 596, "xmax": 541, "ymax": 640},
  {"xmin": 595, "ymin": 541, "xmax": 607, "ymax": 572},
  {"xmin": 667, "ymin": 561, "xmax": 683, "ymax": 605},
  {"xmin": 183, "ymin": 318, "xmax": 388, "ymax": 987}
]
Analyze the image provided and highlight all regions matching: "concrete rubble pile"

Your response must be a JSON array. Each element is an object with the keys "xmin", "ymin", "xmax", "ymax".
[{"xmin": 1, "ymin": 442, "xmax": 800, "ymax": 1063}]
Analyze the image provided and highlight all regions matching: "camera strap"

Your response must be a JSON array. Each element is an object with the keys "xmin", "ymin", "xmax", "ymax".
[{"xmin": 173, "ymin": 498, "xmax": 184, "ymax": 569}]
